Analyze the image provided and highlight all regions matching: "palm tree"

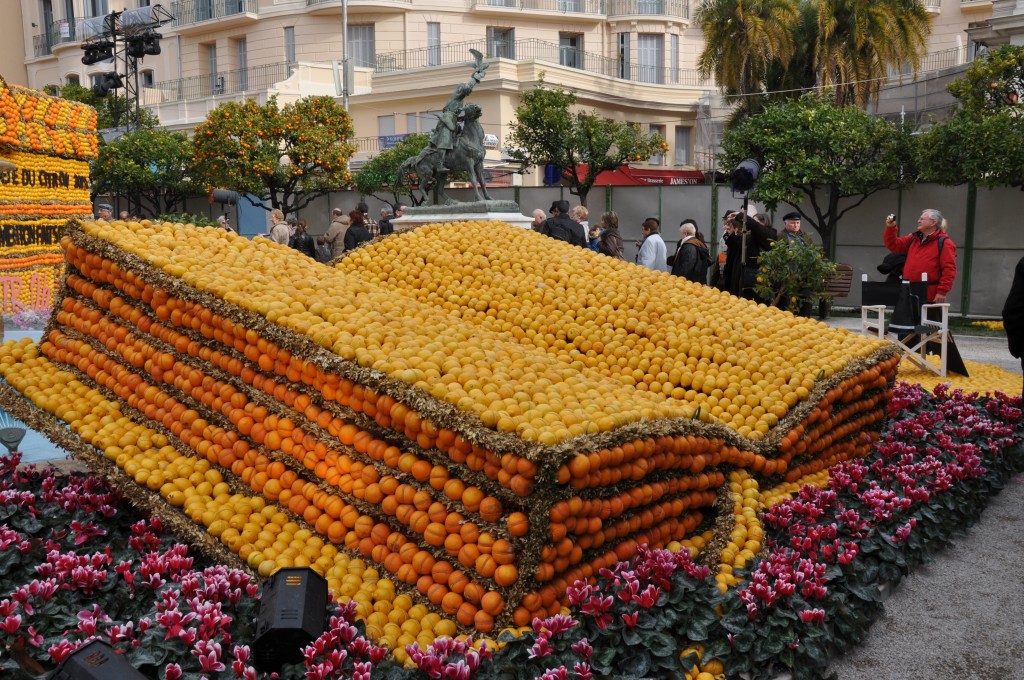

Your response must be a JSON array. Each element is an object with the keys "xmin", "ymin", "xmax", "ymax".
[
  {"xmin": 815, "ymin": 0, "xmax": 931, "ymax": 107},
  {"xmin": 695, "ymin": 0, "xmax": 800, "ymax": 116}
]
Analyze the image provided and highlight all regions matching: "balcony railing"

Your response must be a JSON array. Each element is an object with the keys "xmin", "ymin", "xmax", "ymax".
[
  {"xmin": 921, "ymin": 0, "xmax": 941, "ymax": 8},
  {"xmin": 351, "ymin": 134, "xmax": 412, "ymax": 154},
  {"xmin": 148, "ymin": 61, "xmax": 294, "ymax": 103},
  {"xmin": 607, "ymin": 0, "xmax": 689, "ymax": 19},
  {"xmin": 916, "ymin": 46, "xmax": 974, "ymax": 73},
  {"xmin": 170, "ymin": 0, "xmax": 257, "ymax": 27},
  {"xmin": 308, "ymin": 0, "xmax": 411, "ymax": 4},
  {"xmin": 468, "ymin": 0, "xmax": 606, "ymax": 14},
  {"xmin": 375, "ymin": 38, "xmax": 710, "ymax": 87}
]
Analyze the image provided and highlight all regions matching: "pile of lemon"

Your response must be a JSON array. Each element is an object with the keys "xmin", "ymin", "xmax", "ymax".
[{"xmin": 82, "ymin": 219, "xmax": 888, "ymax": 443}]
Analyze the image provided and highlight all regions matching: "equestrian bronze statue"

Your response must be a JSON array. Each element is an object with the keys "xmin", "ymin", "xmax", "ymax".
[{"xmin": 396, "ymin": 50, "xmax": 493, "ymax": 205}]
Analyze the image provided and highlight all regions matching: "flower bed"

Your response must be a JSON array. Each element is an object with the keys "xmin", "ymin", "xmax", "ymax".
[{"xmin": 0, "ymin": 383, "xmax": 1019, "ymax": 679}]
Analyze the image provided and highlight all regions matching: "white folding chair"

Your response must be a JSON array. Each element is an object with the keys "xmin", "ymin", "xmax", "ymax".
[{"xmin": 860, "ymin": 274, "xmax": 951, "ymax": 377}]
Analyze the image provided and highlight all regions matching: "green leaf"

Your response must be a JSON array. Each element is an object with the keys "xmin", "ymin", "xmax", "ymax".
[
  {"xmin": 12, "ymin": 515, "xmax": 42, "ymax": 535},
  {"xmin": 643, "ymin": 629, "xmax": 677, "ymax": 656},
  {"xmin": 591, "ymin": 645, "xmax": 617, "ymax": 674}
]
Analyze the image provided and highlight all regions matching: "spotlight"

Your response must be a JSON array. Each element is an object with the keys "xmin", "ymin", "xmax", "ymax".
[
  {"xmin": 50, "ymin": 639, "xmax": 147, "ymax": 680},
  {"xmin": 729, "ymin": 158, "xmax": 760, "ymax": 195},
  {"xmin": 253, "ymin": 567, "xmax": 328, "ymax": 671},
  {"xmin": 127, "ymin": 30, "xmax": 162, "ymax": 59},
  {"xmin": 80, "ymin": 40, "xmax": 114, "ymax": 66},
  {"xmin": 126, "ymin": 38, "xmax": 146, "ymax": 59},
  {"xmin": 208, "ymin": 188, "xmax": 240, "ymax": 205},
  {"xmin": 91, "ymin": 72, "xmax": 123, "ymax": 98},
  {"xmin": 144, "ymin": 31, "xmax": 162, "ymax": 56}
]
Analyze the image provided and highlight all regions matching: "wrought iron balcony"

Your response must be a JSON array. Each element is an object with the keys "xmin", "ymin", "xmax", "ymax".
[
  {"xmin": 375, "ymin": 38, "xmax": 709, "ymax": 87},
  {"xmin": 468, "ymin": 0, "xmax": 605, "ymax": 14},
  {"xmin": 350, "ymin": 134, "xmax": 412, "ymax": 154},
  {"xmin": 32, "ymin": 34, "xmax": 53, "ymax": 58},
  {"xmin": 607, "ymin": 0, "xmax": 689, "ymax": 19},
  {"xmin": 147, "ymin": 61, "xmax": 294, "ymax": 103},
  {"xmin": 169, "ymin": 0, "xmax": 257, "ymax": 27}
]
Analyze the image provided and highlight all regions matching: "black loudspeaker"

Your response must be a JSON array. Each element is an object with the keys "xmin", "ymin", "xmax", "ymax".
[
  {"xmin": 208, "ymin": 188, "xmax": 240, "ymax": 205},
  {"xmin": 50, "ymin": 640, "xmax": 147, "ymax": 680},
  {"xmin": 253, "ymin": 568, "xmax": 328, "ymax": 670}
]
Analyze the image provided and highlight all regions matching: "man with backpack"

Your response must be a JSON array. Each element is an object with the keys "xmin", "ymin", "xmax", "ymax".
[
  {"xmin": 884, "ymin": 209, "xmax": 956, "ymax": 303},
  {"xmin": 539, "ymin": 200, "xmax": 586, "ymax": 247},
  {"xmin": 668, "ymin": 220, "xmax": 710, "ymax": 284}
]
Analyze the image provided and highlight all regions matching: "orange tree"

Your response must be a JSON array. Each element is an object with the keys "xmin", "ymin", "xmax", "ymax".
[
  {"xmin": 506, "ymin": 77, "xmax": 667, "ymax": 208},
  {"xmin": 191, "ymin": 95, "xmax": 356, "ymax": 214}
]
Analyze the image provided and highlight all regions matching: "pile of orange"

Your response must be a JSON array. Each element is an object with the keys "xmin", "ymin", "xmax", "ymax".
[{"xmin": 0, "ymin": 217, "xmax": 899, "ymax": 638}]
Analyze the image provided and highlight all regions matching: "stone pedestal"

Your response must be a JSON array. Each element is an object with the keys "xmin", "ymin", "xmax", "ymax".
[{"xmin": 393, "ymin": 201, "xmax": 533, "ymax": 231}]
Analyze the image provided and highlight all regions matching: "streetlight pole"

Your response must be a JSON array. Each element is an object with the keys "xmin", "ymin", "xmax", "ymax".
[{"xmin": 342, "ymin": 0, "xmax": 349, "ymax": 111}]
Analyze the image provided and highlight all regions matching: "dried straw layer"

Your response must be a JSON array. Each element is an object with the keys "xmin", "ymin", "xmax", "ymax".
[{"xmin": 28, "ymin": 219, "xmax": 902, "ymax": 630}]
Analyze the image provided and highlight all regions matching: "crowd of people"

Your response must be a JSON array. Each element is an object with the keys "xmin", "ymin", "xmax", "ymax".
[
  {"xmin": 526, "ymin": 202, "xmax": 979, "ymax": 326},
  {"xmin": 530, "ymin": 201, "xmax": 778, "ymax": 302},
  {"xmin": 254, "ymin": 201, "xmax": 408, "ymax": 262}
]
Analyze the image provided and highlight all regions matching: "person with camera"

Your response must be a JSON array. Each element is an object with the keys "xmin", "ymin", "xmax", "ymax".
[
  {"xmin": 883, "ymin": 209, "xmax": 956, "ymax": 304},
  {"xmin": 724, "ymin": 210, "xmax": 776, "ymax": 300}
]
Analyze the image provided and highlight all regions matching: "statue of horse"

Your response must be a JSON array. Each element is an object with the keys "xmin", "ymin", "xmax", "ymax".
[{"xmin": 395, "ymin": 104, "xmax": 492, "ymax": 205}]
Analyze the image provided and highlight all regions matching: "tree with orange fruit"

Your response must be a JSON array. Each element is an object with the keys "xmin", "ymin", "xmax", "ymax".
[
  {"xmin": 506, "ymin": 77, "xmax": 666, "ymax": 208},
  {"xmin": 191, "ymin": 95, "xmax": 356, "ymax": 215}
]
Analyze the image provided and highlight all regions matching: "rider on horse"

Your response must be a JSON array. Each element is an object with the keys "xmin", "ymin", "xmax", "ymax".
[{"xmin": 426, "ymin": 52, "xmax": 489, "ymax": 174}]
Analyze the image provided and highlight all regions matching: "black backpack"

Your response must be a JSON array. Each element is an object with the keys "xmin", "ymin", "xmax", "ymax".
[{"xmin": 687, "ymin": 242, "xmax": 712, "ymax": 283}]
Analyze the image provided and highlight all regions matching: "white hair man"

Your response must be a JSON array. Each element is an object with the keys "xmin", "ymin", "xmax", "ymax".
[
  {"xmin": 883, "ymin": 208, "xmax": 956, "ymax": 304},
  {"xmin": 531, "ymin": 209, "xmax": 546, "ymax": 231}
]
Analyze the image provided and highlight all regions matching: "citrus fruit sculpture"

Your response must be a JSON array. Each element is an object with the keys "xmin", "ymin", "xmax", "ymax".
[
  {"xmin": 0, "ymin": 77, "xmax": 97, "ymax": 316},
  {"xmin": 0, "ymin": 217, "xmax": 899, "ymax": 637}
]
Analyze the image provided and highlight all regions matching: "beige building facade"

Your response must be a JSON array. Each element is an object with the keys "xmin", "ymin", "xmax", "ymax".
[
  {"xmin": 14, "ymin": 1, "xmax": 999, "ymax": 182},
  {"xmin": 0, "ymin": 3, "xmax": 28, "ymax": 85},
  {"xmin": 17, "ymin": 0, "xmax": 725, "ymax": 181}
]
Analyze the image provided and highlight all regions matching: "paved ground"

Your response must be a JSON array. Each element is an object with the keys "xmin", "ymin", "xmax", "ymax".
[
  {"xmin": 830, "ymin": 473, "xmax": 1024, "ymax": 680},
  {"xmin": 824, "ymin": 315, "xmax": 1024, "ymax": 679}
]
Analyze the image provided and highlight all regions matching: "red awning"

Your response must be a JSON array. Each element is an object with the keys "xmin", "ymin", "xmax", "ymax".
[{"xmin": 575, "ymin": 164, "xmax": 706, "ymax": 186}]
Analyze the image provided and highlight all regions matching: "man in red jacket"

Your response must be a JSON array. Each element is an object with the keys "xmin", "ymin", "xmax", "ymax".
[{"xmin": 883, "ymin": 209, "xmax": 957, "ymax": 303}]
